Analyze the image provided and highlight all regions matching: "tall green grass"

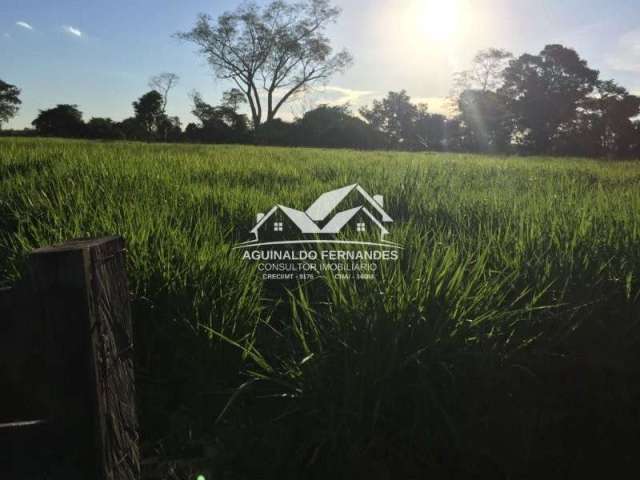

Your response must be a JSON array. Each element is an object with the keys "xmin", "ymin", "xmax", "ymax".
[{"xmin": 1, "ymin": 137, "xmax": 639, "ymax": 477}]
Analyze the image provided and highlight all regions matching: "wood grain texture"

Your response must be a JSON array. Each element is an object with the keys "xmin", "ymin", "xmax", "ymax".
[{"xmin": 27, "ymin": 236, "xmax": 140, "ymax": 480}]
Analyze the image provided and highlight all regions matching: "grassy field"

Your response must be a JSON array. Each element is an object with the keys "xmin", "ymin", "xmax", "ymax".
[{"xmin": 1, "ymin": 137, "xmax": 640, "ymax": 478}]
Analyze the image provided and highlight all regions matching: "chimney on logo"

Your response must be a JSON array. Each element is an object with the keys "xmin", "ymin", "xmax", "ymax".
[
  {"xmin": 256, "ymin": 213, "xmax": 265, "ymax": 223},
  {"xmin": 373, "ymin": 194, "xmax": 383, "ymax": 207}
]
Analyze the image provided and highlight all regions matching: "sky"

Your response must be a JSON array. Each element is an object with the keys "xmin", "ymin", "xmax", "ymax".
[{"xmin": 2, "ymin": 0, "xmax": 640, "ymax": 129}]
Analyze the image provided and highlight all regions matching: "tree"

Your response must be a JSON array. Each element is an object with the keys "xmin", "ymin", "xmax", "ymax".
[
  {"xmin": 189, "ymin": 91, "xmax": 249, "ymax": 143},
  {"xmin": 32, "ymin": 104, "xmax": 85, "ymax": 137},
  {"xmin": 589, "ymin": 80, "xmax": 640, "ymax": 158},
  {"xmin": 252, "ymin": 118, "xmax": 296, "ymax": 145},
  {"xmin": 191, "ymin": 91, "xmax": 219, "ymax": 126},
  {"xmin": 499, "ymin": 44, "xmax": 599, "ymax": 154},
  {"xmin": 118, "ymin": 117, "xmax": 147, "ymax": 141},
  {"xmin": 452, "ymin": 48, "xmax": 513, "ymax": 95},
  {"xmin": 360, "ymin": 91, "xmax": 423, "ymax": 149},
  {"xmin": 414, "ymin": 107, "xmax": 447, "ymax": 151},
  {"xmin": 157, "ymin": 115, "xmax": 183, "ymax": 142},
  {"xmin": 441, "ymin": 117, "xmax": 465, "ymax": 152},
  {"xmin": 293, "ymin": 104, "xmax": 385, "ymax": 149},
  {"xmin": 177, "ymin": 0, "xmax": 352, "ymax": 127},
  {"xmin": 222, "ymin": 88, "xmax": 246, "ymax": 112},
  {"xmin": 184, "ymin": 123, "xmax": 202, "ymax": 142},
  {"xmin": 0, "ymin": 79, "xmax": 21, "ymax": 128},
  {"xmin": 448, "ymin": 48, "xmax": 512, "ymax": 118},
  {"xmin": 133, "ymin": 90, "xmax": 165, "ymax": 140},
  {"xmin": 86, "ymin": 117, "xmax": 124, "ymax": 140},
  {"xmin": 148, "ymin": 73, "xmax": 180, "ymax": 113},
  {"xmin": 632, "ymin": 121, "xmax": 640, "ymax": 158},
  {"xmin": 457, "ymin": 90, "xmax": 511, "ymax": 153}
]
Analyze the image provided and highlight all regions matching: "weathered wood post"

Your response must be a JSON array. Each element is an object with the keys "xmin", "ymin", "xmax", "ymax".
[{"xmin": 29, "ymin": 236, "xmax": 140, "ymax": 480}]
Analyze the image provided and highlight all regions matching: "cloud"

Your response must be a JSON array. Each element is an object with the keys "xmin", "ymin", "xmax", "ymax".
[
  {"xmin": 318, "ymin": 89, "xmax": 453, "ymax": 117},
  {"xmin": 271, "ymin": 85, "xmax": 377, "ymax": 119},
  {"xmin": 16, "ymin": 21, "xmax": 33, "ymax": 30},
  {"xmin": 316, "ymin": 86, "xmax": 377, "ymax": 106},
  {"xmin": 62, "ymin": 25, "xmax": 82, "ymax": 37},
  {"xmin": 606, "ymin": 29, "xmax": 640, "ymax": 72},
  {"xmin": 3, "ymin": 33, "xmax": 10, "ymax": 39},
  {"xmin": 412, "ymin": 97, "xmax": 454, "ymax": 117}
]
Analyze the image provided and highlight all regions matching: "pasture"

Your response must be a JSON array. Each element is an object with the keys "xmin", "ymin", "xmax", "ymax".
[{"xmin": 1, "ymin": 137, "xmax": 639, "ymax": 478}]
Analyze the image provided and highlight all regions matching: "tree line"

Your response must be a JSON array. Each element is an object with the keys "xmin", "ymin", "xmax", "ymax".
[{"xmin": 0, "ymin": 0, "xmax": 639, "ymax": 158}]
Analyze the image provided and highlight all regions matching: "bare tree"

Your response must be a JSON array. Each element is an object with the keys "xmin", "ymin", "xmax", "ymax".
[
  {"xmin": 176, "ymin": 0, "xmax": 353, "ymax": 127},
  {"xmin": 446, "ymin": 48, "xmax": 513, "ymax": 115},
  {"xmin": 452, "ymin": 48, "xmax": 513, "ymax": 94},
  {"xmin": 148, "ymin": 72, "xmax": 180, "ymax": 113}
]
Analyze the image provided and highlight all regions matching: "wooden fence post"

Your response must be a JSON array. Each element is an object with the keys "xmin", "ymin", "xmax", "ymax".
[{"xmin": 29, "ymin": 236, "xmax": 140, "ymax": 480}]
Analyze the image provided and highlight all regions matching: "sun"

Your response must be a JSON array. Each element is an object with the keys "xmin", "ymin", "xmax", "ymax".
[
  {"xmin": 411, "ymin": 0, "xmax": 466, "ymax": 43},
  {"xmin": 421, "ymin": 1, "xmax": 460, "ymax": 40}
]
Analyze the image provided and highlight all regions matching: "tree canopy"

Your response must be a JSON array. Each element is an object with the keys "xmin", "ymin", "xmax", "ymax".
[
  {"xmin": 185, "ymin": 91, "xmax": 250, "ymax": 143},
  {"xmin": 177, "ymin": 0, "xmax": 352, "ymax": 127},
  {"xmin": 359, "ymin": 90, "xmax": 447, "ymax": 150},
  {"xmin": 457, "ymin": 90, "xmax": 510, "ymax": 153},
  {"xmin": 0, "ymin": 79, "xmax": 21, "ymax": 128},
  {"xmin": 32, "ymin": 104, "xmax": 85, "ymax": 137},
  {"xmin": 499, "ymin": 44, "xmax": 600, "ymax": 153},
  {"xmin": 452, "ymin": 48, "xmax": 513, "ymax": 95}
]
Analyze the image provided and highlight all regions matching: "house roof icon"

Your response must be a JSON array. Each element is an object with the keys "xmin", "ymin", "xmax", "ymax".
[
  {"xmin": 246, "ymin": 184, "xmax": 393, "ymax": 243},
  {"xmin": 320, "ymin": 206, "xmax": 389, "ymax": 235},
  {"xmin": 250, "ymin": 205, "xmax": 320, "ymax": 235},
  {"xmin": 305, "ymin": 184, "xmax": 392, "ymax": 223}
]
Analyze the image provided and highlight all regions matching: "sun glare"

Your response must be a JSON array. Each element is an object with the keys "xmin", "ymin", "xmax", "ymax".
[{"xmin": 409, "ymin": 0, "xmax": 467, "ymax": 43}]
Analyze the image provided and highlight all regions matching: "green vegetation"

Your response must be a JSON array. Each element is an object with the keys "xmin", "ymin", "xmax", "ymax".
[{"xmin": 1, "ymin": 137, "xmax": 640, "ymax": 477}]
